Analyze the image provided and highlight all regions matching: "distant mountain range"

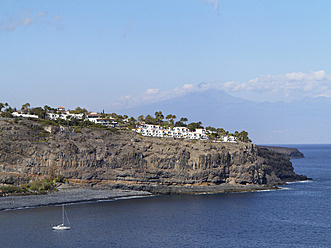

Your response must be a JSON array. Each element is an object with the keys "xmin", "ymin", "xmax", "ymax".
[{"xmin": 113, "ymin": 89, "xmax": 331, "ymax": 144}]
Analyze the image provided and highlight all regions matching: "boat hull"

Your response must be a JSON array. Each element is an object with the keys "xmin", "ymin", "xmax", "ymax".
[{"xmin": 52, "ymin": 225, "xmax": 71, "ymax": 230}]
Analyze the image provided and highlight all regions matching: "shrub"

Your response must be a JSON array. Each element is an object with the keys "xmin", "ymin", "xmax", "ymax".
[
  {"xmin": 0, "ymin": 185, "xmax": 27, "ymax": 194},
  {"xmin": 74, "ymin": 127, "xmax": 81, "ymax": 133}
]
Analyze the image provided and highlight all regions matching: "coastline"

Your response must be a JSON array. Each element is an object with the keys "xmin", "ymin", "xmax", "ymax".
[
  {"xmin": 0, "ymin": 183, "xmax": 282, "ymax": 211},
  {"xmin": 114, "ymin": 183, "xmax": 280, "ymax": 195},
  {"xmin": 0, "ymin": 187, "xmax": 151, "ymax": 212}
]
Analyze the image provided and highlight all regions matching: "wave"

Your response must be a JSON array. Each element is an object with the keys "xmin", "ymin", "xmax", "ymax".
[
  {"xmin": 113, "ymin": 195, "xmax": 154, "ymax": 201},
  {"xmin": 286, "ymin": 180, "xmax": 313, "ymax": 184}
]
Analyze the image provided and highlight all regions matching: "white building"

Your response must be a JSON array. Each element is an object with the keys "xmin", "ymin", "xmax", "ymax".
[
  {"xmin": 87, "ymin": 112, "xmax": 102, "ymax": 122},
  {"xmin": 12, "ymin": 111, "xmax": 39, "ymax": 119},
  {"xmin": 135, "ymin": 124, "xmax": 208, "ymax": 140},
  {"xmin": 57, "ymin": 106, "xmax": 66, "ymax": 112},
  {"xmin": 87, "ymin": 113, "xmax": 117, "ymax": 127},
  {"xmin": 46, "ymin": 112, "xmax": 84, "ymax": 121},
  {"xmin": 221, "ymin": 135, "xmax": 237, "ymax": 143}
]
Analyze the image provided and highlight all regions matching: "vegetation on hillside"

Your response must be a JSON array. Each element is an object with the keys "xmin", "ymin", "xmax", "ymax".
[
  {"xmin": 0, "ymin": 102, "xmax": 252, "ymax": 143},
  {"xmin": 0, "ymin": 175, "xmax": 66, "ymax": 197}
]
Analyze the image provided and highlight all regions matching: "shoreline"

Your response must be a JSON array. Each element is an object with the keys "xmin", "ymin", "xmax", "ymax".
[
  {"xmin": 0, "ymin": 184, "xmax": 276, "ymax": 212},
  {"xmin": 1, "ymin": 179, "xmax": 311, "ymax": 212},
  {"xmin": 0, "ymin": 187, "xmax": 152, "ymax": 212}
]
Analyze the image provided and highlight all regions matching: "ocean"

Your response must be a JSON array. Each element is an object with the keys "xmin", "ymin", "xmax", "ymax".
[{"xmin": 0, "ymin": 144, "xmax": 330, "ymax": 248}]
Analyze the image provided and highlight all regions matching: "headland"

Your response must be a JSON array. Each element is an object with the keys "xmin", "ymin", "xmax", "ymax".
[{"xmin": 0, "ymin": 118, "xmax": 307, "ymax": 203}]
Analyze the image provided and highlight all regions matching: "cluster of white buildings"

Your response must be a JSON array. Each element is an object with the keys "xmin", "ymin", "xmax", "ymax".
[
  {"xmin": 12, "ymin": 107, "xmax": 118, "ymax": 127},
  {"xmin": 12, "ymin": 106, "xmax": 238, "ymax": 142},
  {"xmin": 135, "ymin": 124, "xmax": 238, "ymax": 142},
  {"xmin": 46, "ymin": 107, "xmax": 84, "ymax": 121},
  {"xmin": 135, "ymin": 124, "xmax": 209, "ymax": 140}
]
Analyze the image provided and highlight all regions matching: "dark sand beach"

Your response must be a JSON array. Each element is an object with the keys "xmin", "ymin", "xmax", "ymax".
[{"xmin": 0, "ymin": 187, "xmax": 151, "ymax": 211}]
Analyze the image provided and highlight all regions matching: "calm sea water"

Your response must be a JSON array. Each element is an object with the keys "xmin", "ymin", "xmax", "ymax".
[{"xmin": 0, "ymin": 144, "xmax": 330, "ymax": 248}]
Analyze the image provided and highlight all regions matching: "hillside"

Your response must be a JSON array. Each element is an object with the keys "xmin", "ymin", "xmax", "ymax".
[{"xmin": 0, "ymin": 119, "xmax": 307, "ymax": 194}]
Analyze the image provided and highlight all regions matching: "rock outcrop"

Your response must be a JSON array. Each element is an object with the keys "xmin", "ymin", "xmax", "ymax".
[
  {"xmin": 0, "ymin": 119, "xmax": 307, "ymax": 193},
  {"xmin": 257, "ymin": 146, "xmax": 304, "ymax": 159}
]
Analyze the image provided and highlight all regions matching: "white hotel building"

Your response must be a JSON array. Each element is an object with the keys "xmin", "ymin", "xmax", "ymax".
[{"xmin": 135, "ymin": 124, "xmax": 209, "ymax": 140}]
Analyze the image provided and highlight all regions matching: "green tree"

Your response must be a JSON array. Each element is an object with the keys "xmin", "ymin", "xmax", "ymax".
[
  {"xmin": 0, "ymin": 102, "xmax": 4, "ymax": 112},
  {"xmin": 129, "ymin": 116, "xmax": 136, "ymax": 122},
  {"xmin": 145, "ymin": 114, "xmax": 157, "ymax": 124},
  {"xmin": 174, "ymin": 120, "xmax": 187, "ymax": 127},
  {"xmin": 70, "ymin": 107, "xmax": 88, "ymax": 114},
  {"xmin": 138, "ymin": 115, "xmax": 145, "ymax": 122},
  {"xmin": 21, "ymin": 102, "xmax": 30, "ymax": 111},
  {"xmin": 43, "ymin": 105, "xmax": 51, "ymax": 112},
  {"xmin": 101, "ymin": 110, "xmax": 106, "ymax": 118},
  {"xmin": 165, "ymin": 114, "xmax": 172, "ymax": 122},
  {"xmin": 166, "ymin": 114, "xmax": 177, "ymax": 125},
  {"xmin": 180, "ymin": 117, "xmax": 188, "ymax": 124},
  {"xmin": 236, "ymin": 130, "xmax": 252, "ymax": 143},
  {"xmin": 154, "ymin": 111, "xmax": 164, "ymax": 125},
  {"xmin": 187, "ymin": 121, "xmax": 203, "ymax": 132},
  {"xmin": 30, "ymin": 107, "xmax": 46, "ymax": 118},
  {"xmin": 216, "ymin": 128, "xmax": 227, "ymax": 136},
  {"xmin": 2, "ymin": 105, "xmax": 14, "ymax": 117},
  {"xmin": 127, "ymin": 117, "xmax": 137, "ymax": 128},
  {"xmin": 206, "ymin": 126, "xmax": 217, "ymax": 132}
]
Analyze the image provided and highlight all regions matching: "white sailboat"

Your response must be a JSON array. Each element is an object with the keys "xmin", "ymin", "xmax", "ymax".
[{"xmin": 52, "ymin": 205, "xmax": 71, "ymax": 230}]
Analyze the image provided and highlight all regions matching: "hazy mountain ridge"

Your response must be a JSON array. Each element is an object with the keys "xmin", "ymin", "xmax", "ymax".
[{"xmin": 116, "ymin": 89, "xmax": 331, "ymax": 144}]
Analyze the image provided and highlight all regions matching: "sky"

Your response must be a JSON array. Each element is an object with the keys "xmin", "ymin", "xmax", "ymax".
[{"xmin": 1, "ymin": 0, "xmax": 331, "ymax": 142}]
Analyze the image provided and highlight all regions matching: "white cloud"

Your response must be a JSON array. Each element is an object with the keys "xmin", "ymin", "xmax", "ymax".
[
  {"xmin": 112, "ymin": 70, "xmax": 331, "ymax": 109},
  {"xmin": 113, "ymin": 83, "xmax": 211, "ymax": 109},
  {"xmin": 1, "ymin": 9, "xmax": 60, "ymax": 32},
  {"xmin": 145, "ymin": 88, "xmax": 160, "ymax": 95},
  {"xmin": 183, "ymin": 84, "xmax": 194, "ymax": 89},
  {"xmin": 202, "ymin": 0, "xmax": 219, "ymax": 11},
  {"xmin": 216, "ymin": 70, "xmax": 331, "ymax": 101},
  {"xmin": 38, "ymin": 11, "xmax": 48, "ymax": 17}
]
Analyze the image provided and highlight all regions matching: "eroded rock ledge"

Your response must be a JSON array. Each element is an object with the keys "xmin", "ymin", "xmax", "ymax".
[
  {"xmin": 257, "ymin": 146, "xmax": 304, "ymax": 159},
  {"xmin": 0, "ymin": 119, "xmax": 307, "ymax": 194}
]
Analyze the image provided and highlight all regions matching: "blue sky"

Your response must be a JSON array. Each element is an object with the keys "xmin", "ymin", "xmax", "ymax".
[{"xmin": 1, "ymin": 0, "xmax": 331, "ymax": 111}]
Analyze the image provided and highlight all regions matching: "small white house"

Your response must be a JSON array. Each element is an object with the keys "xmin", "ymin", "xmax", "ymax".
[
  {"xmin": 87, "ymin": 112, "xmax": 102, "ymax": 122},
  {"xmin": 46, "ymin": 112, "xmax": 84, "ymax": 121},
  {"xmin": 12, "ymin": 111, "xmax": 39, "ymax": 119},
  {"xmin": 221, "ymin": 135, "xmax": 237, "ymax": 143},
  {"xmin": 57, "ymin": 106, "xmax": 66, "ymax": 112},
  {"xmin": 195, "ymin": 128, "xmax": 206, "ymax": 135}
]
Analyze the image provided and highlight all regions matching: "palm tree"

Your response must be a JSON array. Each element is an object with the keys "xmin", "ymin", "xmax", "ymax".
[
  {"xmin": 166, "ymin": 114, "xmax": 176, "ymax": 125},
  {"xmin": 43, "ymin": 105, "xmax": 51, "ymax": 112},
  {"xmin": 138, "ymin": 115, "xmax": 145, "ymax": 122},
  {"xmin": 155, "ymin": 111, "xmax": 164, "ymax": 125},
  {"xmin": 180, "ymin": 117, "xmax": 188, "ymax": 125},
  {"xmin": 21, "ymin": 103, "xmax": 30, "ymax": 112}
]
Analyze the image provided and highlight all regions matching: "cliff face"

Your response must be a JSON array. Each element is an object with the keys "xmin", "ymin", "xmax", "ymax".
[
  {"xmin": 257, "ymin": 146, "xmax": 304, "ymax": 159},
  {"xmin": 0, "ymin": 119, "xmax": 306, "ymax": 192}
]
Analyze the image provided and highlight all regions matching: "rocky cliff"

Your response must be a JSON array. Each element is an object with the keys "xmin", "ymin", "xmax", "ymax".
[
  {"xmin": 0, "ymin": 119, "xmax": 307, "ymax": 194},
  {"xmin": 257, "ymin": 146, "xmax": 304, "ymax": 159}
]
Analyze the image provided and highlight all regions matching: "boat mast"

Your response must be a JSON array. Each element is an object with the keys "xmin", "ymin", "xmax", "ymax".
[{"xmin": 62, "ymin": 205, "xmax": 65, "ymax": 225}]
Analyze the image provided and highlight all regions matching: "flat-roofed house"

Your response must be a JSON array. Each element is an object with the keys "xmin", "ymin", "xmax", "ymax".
[{"xmin": 57, "ymin": 106, "xmax": 66, "ymax": 112}]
